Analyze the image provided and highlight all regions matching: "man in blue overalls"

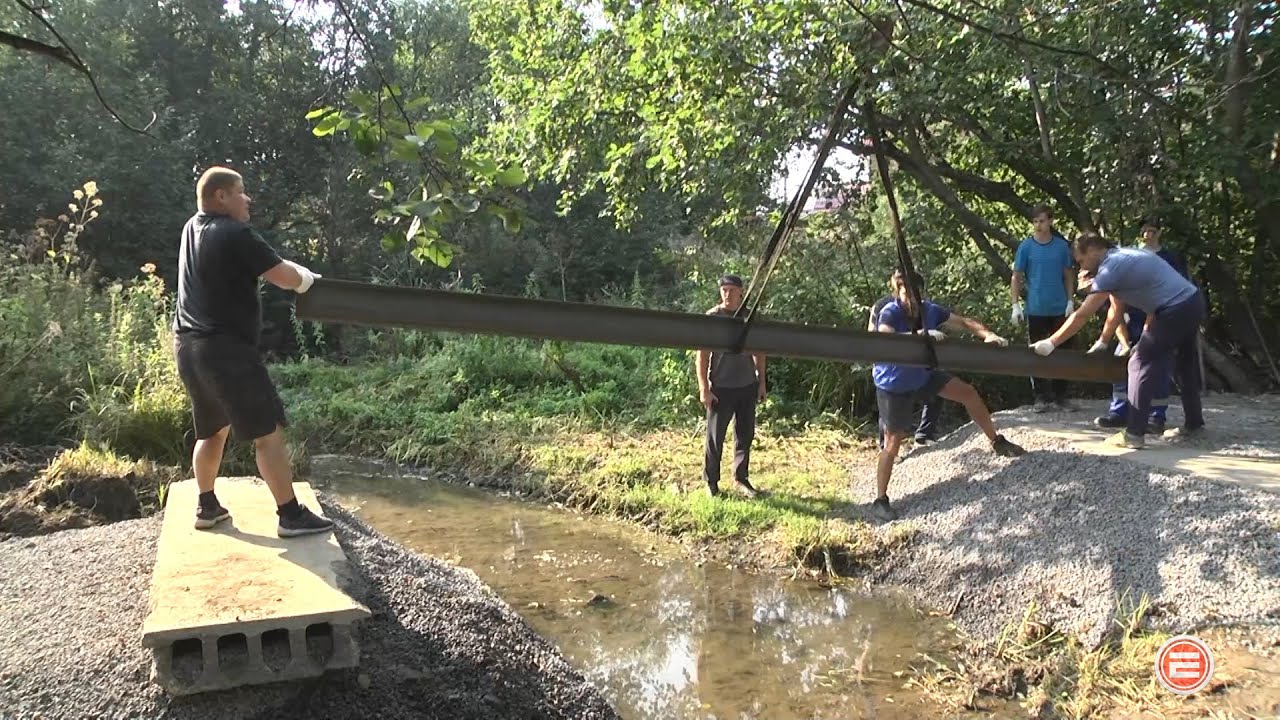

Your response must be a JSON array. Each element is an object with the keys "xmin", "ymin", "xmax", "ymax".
[{"xmin": 1090, "ymin": 218, "xmax": 1190, "ymax": 434}]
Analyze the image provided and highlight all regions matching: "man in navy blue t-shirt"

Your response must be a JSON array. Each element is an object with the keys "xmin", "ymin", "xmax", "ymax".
[
  {"xmin": 869, "ymin": 270, "xmax": 1026, "ymax": 521},
  {"xmin": 1031, "ymin": 232, "xmax": 1205, "ymax": 448}
]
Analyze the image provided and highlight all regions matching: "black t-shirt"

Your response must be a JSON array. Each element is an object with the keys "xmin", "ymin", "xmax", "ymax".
[{"xmin": 174, "ymin": 212, "xmax": 282, "ymax": 346}]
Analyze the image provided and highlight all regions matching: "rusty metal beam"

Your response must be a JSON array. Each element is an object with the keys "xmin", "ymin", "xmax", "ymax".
[{"xmin": 295, "ymin": 279, "xmax": 1125, "ymax": 383}]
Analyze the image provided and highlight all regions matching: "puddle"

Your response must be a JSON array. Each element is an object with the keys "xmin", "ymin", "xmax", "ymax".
[{"xmin": 315, "ymin": 456, "xmax": 1009, "ymax": 719}]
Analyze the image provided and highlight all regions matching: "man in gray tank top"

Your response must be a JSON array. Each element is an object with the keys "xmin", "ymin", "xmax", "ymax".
[{"xmin": 696, "ymin": 274, "xmax": 767, "ymax": 497}]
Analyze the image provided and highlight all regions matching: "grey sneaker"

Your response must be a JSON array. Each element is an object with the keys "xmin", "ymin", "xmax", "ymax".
[
  {"xmin": 871, "ymin": 496, "xmax": 898, "ymax": 521},
  {"xmin": 194, "ymin": 504, "xmax": 231, "ymax": 530},
  {"xmin": 1104, "ymin": 431, "xmax": 1145, "ymax": 449},
  {"xmin": 1163, "ymin": 426, "xmax": 1205, "ymax": 443},
  {"xmin": 277, "ymin": 505, "xmax": 335, "ymax": 538},
  {"xmin": 991, "ymin": 434, "xmax": 1026, "ymax": 457}
]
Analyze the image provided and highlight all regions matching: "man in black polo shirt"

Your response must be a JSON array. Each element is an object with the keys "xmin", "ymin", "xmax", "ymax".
[
  {"xmin": 174, "ymin": 166, "xmax": 333, "ymax": 537},
  {"xmin": 696, "ymin": 274, "xmax": 766, "ymax": 498}
]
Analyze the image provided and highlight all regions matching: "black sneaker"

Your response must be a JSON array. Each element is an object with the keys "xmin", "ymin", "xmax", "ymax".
[
  {"xmin": 991, "ymin": 434, "xmax": 1026, "ymax": 457},
  {"xmin": 871, "ymin": 496, "xmax": 898, "ymax": 521},
  {"xmin": 277, "ymin": 505, "xmax": 335, "ymax": 538},
  {"xmin": 706, "ymin": 484, "xmax": 721, "ymax": 498},
  {"xmin": 1147, "ymin": 420, "xmax": 1166, "ymax": 436},
  {"xmin": 1094, "ymin": 414, "xmax": 1126, "ymax": 429},
  {"xmin": 914, "ymin": 433, "xmax": 938, "ymax": 445},
  {"xmin": 194, "ymin": 504, "xmax": 231, "ymax": 530}
]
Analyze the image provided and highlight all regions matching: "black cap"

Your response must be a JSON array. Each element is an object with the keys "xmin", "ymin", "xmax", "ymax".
[{"xmin": 718, "ymin": 274, "xmax": 743, "ymax": 288}]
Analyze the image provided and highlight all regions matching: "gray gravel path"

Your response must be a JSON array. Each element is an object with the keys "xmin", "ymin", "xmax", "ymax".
[
  {"xmin": 0, "ymin": 498, "xmax": 619, "ymax": 720},
  {"xmin": 860, "ymin": 400, "xmax": 1280, "ymax": 649}
]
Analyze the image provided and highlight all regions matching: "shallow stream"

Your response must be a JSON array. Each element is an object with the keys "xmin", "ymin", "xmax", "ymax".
[{"xmin": 314, "ymin": 456, "xmax": 992, "ymax": 719}]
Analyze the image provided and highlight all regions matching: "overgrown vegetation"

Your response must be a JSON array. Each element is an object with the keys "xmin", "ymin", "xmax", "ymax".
[{"xmin": 905, "ymin": 594, "xmax": 1238, "ymax": 719}]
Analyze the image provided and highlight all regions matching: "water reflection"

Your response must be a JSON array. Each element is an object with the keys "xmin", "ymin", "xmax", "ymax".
[{"xmin": 315, "ymin": 457, "xmax": 970, "ymax": 720}]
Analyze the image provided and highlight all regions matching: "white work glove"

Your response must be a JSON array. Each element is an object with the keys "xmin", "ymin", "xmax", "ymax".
[
  {"xmin": 1064, "ymin": 298, "xmax": 1075, "ymax": 315},
  {"xmin": 1114, "ymin": 337, "xmax": 1131, "ymax": 357},
  {"xmin": 1087, "ymin": 339, "xmax": 1108, "ymax": 354},
  {"xmin": 915, "ymin": 329, "xmax": 946, "ymax": 341},
  {"xmin": 1011, "ymin": 301, "xmax": 1025, "ymax": 325},
  {"xmin": 287, "ymin": 260, "xmax": 321, "ymax": 294},
  {"xmin": 1030, "ymin": 339, "xmax": 1056, "ymax": 356},
  {"xmin": 983, "ymin": 332, "xmax": 1009, "ymax": 347}
]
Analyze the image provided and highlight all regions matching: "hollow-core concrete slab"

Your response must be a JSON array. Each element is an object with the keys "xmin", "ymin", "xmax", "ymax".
[{"xmin": 141, "ymin": 478, "xmax": 371, "ymax": 695}]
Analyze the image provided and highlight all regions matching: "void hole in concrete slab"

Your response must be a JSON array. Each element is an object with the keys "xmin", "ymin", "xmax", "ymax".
[
  {"xmin": 170, "ymin": 638, "xmax": 203, "ymax": 685},
  {"xmin": 305, "ymin": 622, "xmax": 335, "ymax": 665},
  {"xmin": 261, "ymin": 629, "xmax": 291, "ymax": 672},
  {"xmin": 217, "ymin": 633, "xmax": 249, "ymax": 676}
]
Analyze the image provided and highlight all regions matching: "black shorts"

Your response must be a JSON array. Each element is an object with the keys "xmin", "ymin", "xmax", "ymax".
[
  {"xmin": 174, "ymin": 333, "xmax": 286, "ymax": 441},
  {"xmin": 877, "ymin": 371, "xmax": 953, "ymax": 436}
]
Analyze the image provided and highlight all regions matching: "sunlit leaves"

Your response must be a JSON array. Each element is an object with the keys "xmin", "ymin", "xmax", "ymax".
[{"xmin": 305, "ymin": 86, "xmax": 530, "ymax": 268}]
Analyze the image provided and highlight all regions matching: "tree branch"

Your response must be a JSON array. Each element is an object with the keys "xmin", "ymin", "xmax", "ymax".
[
  {"xmin": 0, "ymin": 29, "xmax": 79, "ymax": 70},
  {"xmin": 8, "ymin": 0, "xmax": 157, "ymax": 136}
]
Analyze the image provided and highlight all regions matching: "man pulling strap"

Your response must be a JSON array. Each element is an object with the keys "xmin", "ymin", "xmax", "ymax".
[
  {"xmin": 870, "ymin": 269, "xmax": 1026, "ymax": 521},
  {"xmin": 174, "ymin": 166, "xmax": 335, "ymax": 537},
  {"xmin": 1030, "ymin": 232, "xmax": 1206, "ymax": 449},
  {"xmin": 868, "ymin": 275, "xmax": 941, "ymax": 446}
]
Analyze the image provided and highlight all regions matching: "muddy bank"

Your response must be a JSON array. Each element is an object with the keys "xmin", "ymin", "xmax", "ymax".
[{"xmin": 0, "ymin": 497, "xmax": 619, "ymax": 720}]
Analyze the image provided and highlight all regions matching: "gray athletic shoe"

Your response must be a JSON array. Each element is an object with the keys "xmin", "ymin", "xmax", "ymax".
[{"xmin": 1162, "ymin": 425, "xmax": 1205, "ymax": 443}]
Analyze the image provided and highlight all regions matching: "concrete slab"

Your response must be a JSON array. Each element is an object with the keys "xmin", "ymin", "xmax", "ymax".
[
  {"xmin": 1015, "ymin": 421, "xmax": 1280, "ymax": 494},
  {"xmin": 141, "ymin": 478, "xmax": 371, "ymax": 695}
]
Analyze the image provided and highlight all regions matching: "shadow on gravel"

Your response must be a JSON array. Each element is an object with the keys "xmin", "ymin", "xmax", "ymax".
[
  {"xmin": 886, "ymin": 446, "xmax": 1280, "ymax": 646},
  {"xmin": 158, "ymin": 500, "xmax": 620, "ymax": 720}
]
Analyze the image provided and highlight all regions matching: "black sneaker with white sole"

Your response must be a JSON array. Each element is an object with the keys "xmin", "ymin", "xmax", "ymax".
[
  {"xmin": 194, "ymin": 504, "xmax": 231, "ymax": 530},
  {"xmin": 277, "ymin": 505, "xmax": 335, "ymax": 538}
]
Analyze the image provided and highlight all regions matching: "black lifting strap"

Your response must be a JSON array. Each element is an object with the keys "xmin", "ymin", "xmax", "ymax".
[
  {"xmin": 862, "ymin": 98, "xmax": 939, "ymax": 369},
  {"xmin": 730, "ymin": 83, "xmax": 861, "ymax": 355}
]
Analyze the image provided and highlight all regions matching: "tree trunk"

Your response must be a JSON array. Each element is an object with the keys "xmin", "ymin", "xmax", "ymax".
[{"xmin": 1200, "ymin": 340, "xmax": 1259, "ymax": 395}]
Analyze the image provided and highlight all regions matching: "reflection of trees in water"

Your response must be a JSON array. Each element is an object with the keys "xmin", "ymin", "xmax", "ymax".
[{"xmin": 566, "ymin": 562, "xmax": 708, "ymax": 718}]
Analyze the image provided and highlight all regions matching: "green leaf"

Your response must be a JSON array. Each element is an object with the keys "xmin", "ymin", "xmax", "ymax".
[
  {"xmin": 380, "ymin": 232, "xmax": 403, "ymax": 251},
  {"xmin": 305, "ymin": 106, "xmax": 331, "ymax": 119},
  {"xmin": 446, "ymin": 194, "xmax": 481, "ymax": 213},
  {"xmin": 413, "ymin": 240, "xmax": 455, "ymax": 267},
  {"xmin": 430, "ymin": 129, "xmax": 459, "ymax": 155},
  {"xmin": 495, "ymin": 207, "xmax": 523, "ymax": 233},
  {"xmin": 410, "ymin": 200, "xmax": 441, "ymax": 218},
  {"xmin": 347, "ymin": 91, "xmax": 375, "ymax": 113},
  {"xmin": 312, "ymin": 113, "xmax": 341, "ymax": 137},
  {"xmin": 495, "ymin": 166, "xmax": 528, "ymax": 187},
  {"xmin": 390, "ymin": 137, "xmax": 422, "ymax": 163}
]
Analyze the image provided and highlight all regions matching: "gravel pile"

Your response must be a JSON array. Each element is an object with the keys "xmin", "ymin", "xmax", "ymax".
[
  {"xmin": 860, "ymin": 398, "xmax": 1280, "ymax": 649},
  {"xmin": 0, "ymin": 499, "xmax": 619, "ymax": 720}
]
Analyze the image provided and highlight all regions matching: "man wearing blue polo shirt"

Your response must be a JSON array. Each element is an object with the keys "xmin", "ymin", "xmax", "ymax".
[
  {"xmin": 1089, "ymin": 218, "xmax": 1191, "ymax": 433},
  {"xmin": 870, "ymin": 269, "xmax": 1025, "ymax": 521},
  {"xmin": 1031, "ymin": 232, "xmax": 1205, "ymax": 448},
  {"xmin": 1011, "ymin": 205, "xmax": 1076, "ymax": 411}
]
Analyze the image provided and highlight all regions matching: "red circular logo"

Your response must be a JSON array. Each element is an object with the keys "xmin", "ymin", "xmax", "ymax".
[{"xmin": 1154, "ymin": 635, "xmax": 1214, "ymax": 695}]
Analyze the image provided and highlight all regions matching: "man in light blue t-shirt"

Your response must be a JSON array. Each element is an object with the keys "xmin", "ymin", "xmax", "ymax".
[
  {"xmin": 1030, "ymin": 232, "xmax": 1206, "ymax": 449},
  {"xmin": 1011, "ymin": 205, "xmax": 1076, "ymax": 411},
  {"xmin": 869, "ymin": 269, "xmax": 1024, "ymax": 522}
]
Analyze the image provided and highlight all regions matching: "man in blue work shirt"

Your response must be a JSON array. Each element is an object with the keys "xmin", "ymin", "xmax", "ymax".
[
  {"xmin": 870, "ymin": 269, "xmax": 1025, "ymax": 521},
  {"xmin": 1011, "ymin": 205, "xmax": 1076, "ymax": 411},
  {"xmin": 1030, "ymin": 232, "xmax": 1205, "ymax": 449},
  {"xmin": 1089, "ymin": 218, "xmax": 1190, "ymax": 433},
  {"xmin": 868, "ymin": 274, "xmax": 942, "ymax": 446}
]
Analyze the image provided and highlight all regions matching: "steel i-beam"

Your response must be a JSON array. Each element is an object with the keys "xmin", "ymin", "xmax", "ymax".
[{"xmin": 294, "ymin": 279, "xmax": 1125, "ymax": 383}]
